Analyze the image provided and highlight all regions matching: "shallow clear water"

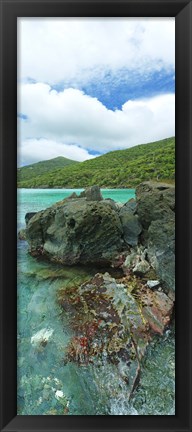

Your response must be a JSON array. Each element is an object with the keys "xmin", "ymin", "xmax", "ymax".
[
  {"xmin": 17, "ymin": 189, "xmax": 175, "ymax": 415},
  {"xmin": 17, "ymin": 241, "xmax": 109, "ymax": 415}
]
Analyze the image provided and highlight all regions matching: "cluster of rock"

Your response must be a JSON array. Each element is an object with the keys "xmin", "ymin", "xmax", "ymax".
[
  {"xmin": 20, "ymin": 182, "xmax": 175, "ymax": 399},
  {"xmin": 22, "ymin": 182, "xmax": 175, "ymax": 293}
]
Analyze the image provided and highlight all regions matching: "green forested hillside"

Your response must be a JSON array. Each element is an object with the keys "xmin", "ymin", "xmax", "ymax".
[
  {"xmin": 17, "ymin": 156, "xmax": 78, "ymax": 183},
  {"xmin": 17, "ymin": 137, "xmax": 175, "ymax": 188}
]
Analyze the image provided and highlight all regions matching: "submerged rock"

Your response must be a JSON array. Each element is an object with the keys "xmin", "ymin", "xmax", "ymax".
[
  {"xmin": 18, "ymin": 374, "xmax": 70, "ymax": 415},
  {"xmin": 58, "ymin": 272, "xmax": 174, "ymax": 398}
]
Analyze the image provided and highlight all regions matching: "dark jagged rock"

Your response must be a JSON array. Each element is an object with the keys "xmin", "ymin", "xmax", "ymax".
[
  {"xmin": 135, "ymin": 181, "xmax": 175, "ymax": 291},
  {"xmin": 79, "ymin": 185, "xmax": 103, "ymax": 201},
  {"xmin": 147, "ymin": 216, "xmax": 175, "ymax": 291},
  {"xmin": 67, "ymin": 192, "xmax": 78, "ymax": 199},
  {"xmin": 136, "ymin": 181, "xmax": 175, "ymax": 198},
  {"xmin": 119, "ymin": 205, "xmax": 142, "ymax": 247},
  {"xmin": 136, "ymin": 181, "xmax": 175, "ymax": 230},
  {"xmin": 25, "ymin": 212, "xmax": 37, "ymax": 225}
]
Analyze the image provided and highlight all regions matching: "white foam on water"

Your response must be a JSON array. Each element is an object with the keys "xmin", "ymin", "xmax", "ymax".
[
  {"xmin": 31, "ymin": 328, "xmax": 54, "ymax": 346},
  {"xmin": 110, "ymin": 396, "xmax": 138, "ymax": 415}
]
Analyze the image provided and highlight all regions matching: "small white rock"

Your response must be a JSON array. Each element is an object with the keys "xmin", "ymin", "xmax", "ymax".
[
  {"xmin": 55, "ymin": 390, "xmax": 64, "ymax": 399},
  {"xmin": 147, "ymin": 280, "xmax": 160, "ymax": 289}
]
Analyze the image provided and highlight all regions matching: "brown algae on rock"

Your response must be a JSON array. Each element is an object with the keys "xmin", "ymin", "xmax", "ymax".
[{"xmin": 57, "ymin": 272, "xmax": 174, "ymax": 399}]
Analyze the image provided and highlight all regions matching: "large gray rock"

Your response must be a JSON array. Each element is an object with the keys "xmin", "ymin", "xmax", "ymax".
[
  {"xmin": 26, "ymin": 199, "xmax": 123, "ymax": 265},
  {"xmin": 147, "ymin": 216, "xmax": 175, "ymax": 291},
  {"xmin": 135, "ymin": 181, "xmax": 175, "ymax": 291},
  {"xmin": 119, "ymin": 204, "xmax": 142, "ymax": 247},
  {"xmin": 136, "ymin": 182, "xmax": 175, "ymax": 229},
  {"xmin": 25, "ymin": 183, "xmax": 175, "ymax": 293}
]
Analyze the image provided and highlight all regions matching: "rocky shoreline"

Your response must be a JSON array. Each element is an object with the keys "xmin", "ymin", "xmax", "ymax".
[{"xmin": 19, "ymin": 182, "xmax": 175, "ymax": 400}]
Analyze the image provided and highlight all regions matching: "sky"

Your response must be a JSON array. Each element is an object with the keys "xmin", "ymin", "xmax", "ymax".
[{"xmin": 17, "ymin": 18, "xmax": 175, "ymax": 166}]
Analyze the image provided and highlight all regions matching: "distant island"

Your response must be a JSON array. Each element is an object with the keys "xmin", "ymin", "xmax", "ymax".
[{"xmin": 17, "ymin": 137, "xmax": 175, "ymax": 189}]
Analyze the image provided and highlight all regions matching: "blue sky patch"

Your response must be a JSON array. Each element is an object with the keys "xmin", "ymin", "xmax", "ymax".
[
  {"xmin": 87, "ymin": 149, "xmax": 102, "ymax": 156},
  {"xmin": 50, "ymin": 68, "xmax": 175, "ymax": 111},
  {"xmin": 82, "ymin": 69, "xmax": 175, "ymax": 110},
  {"xmin": 18, "ymin": 113, "xmax": 28, "ymax": 120}
]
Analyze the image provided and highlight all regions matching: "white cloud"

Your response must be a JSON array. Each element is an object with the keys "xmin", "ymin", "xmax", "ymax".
[
  {"xmin": 18, "ymin": 18, "xmax": 175, "ymax": 85},
  {"xmin": 18, "ymin": 138, "xmax": 95, "ymax": 166},
  {"xmin": 18, "ymin": 83, "xmax": 175, "ymax": 165},
  {"xmin": 17, "ymin": 18, "xmax": 175, "ymax": 165}
]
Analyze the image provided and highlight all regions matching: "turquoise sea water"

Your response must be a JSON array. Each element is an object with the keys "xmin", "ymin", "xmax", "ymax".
[{"xmin": 17, "ymin": 189, "xmax": 175, "ymax": 415}]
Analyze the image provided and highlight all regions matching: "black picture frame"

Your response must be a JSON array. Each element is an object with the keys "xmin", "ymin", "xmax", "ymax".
[{"xmin": 0, "ymin": 0, "xmax": 191, "ymax": 431}]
